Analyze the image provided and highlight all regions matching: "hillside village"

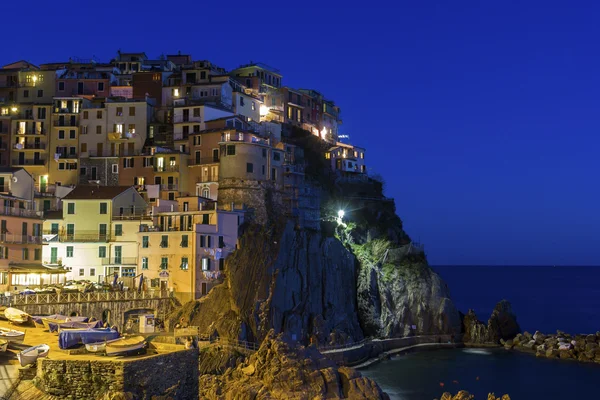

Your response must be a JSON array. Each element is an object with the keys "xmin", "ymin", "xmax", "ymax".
[{"xmin": 0, "ymin": 52, "xmax": 368, "ymax": 302}]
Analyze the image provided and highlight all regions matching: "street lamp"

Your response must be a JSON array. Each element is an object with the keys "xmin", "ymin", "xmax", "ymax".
[{"xmin": 337, "ymin": 210, "xmax": 345, "ymax": 219}]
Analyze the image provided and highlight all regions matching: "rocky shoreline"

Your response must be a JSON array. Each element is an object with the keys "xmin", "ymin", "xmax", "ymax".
[{"xmin": 503, "ymin": 330, "xmax": 600, "ymax": 363}]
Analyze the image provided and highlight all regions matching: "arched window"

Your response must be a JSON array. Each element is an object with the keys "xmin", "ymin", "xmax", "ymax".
[{"xmin": 202, "ymin": 187, "xmax": 210, "ymax": 198}]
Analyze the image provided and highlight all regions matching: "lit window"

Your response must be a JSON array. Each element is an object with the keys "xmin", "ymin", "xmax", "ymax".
[
  {"xmin": 142, "ymin": 257, "xmax": 148, "ymax": 269},
  {"xmin": 180, "ymin": 257, "xmax": 188, "ymax": 270}
]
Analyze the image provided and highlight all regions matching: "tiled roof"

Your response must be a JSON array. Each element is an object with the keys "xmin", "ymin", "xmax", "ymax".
[{"xmin": 62, "ymin": 185, "xmax": 133, "ymax": 200}]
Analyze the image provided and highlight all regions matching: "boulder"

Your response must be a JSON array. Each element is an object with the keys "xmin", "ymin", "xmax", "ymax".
[
  {"xmin": 586, "ymin": 334, "xmax": 597, "ymax": 344},
  {"xmin": 559, "ymin": 350, "xmax": 573, "ymax": 360},
  {"xmin": 546, "ymin": 348, "xmax": 559, "ymax": 358},
  {"xmin": 462, "ymin": 300, "xmax": 520, "ymax": 345}
]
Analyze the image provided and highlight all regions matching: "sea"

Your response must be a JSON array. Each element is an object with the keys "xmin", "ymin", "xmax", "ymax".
[{"xmin": 361, "ymin": 266, "xmax": 600, "ymax": 400}]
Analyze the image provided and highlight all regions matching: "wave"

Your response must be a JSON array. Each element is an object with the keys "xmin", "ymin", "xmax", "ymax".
[{"xmin": 462, "ymin": 348, "xmax": 493, "ymax": 356}]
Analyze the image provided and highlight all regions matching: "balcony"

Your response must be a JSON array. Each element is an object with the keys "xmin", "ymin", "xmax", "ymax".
[
  {"xmin": 108, "ymin": 131, "xmax": 135, "ymax": 141},
  {"xmin": 0, "ymin": 234, "xmax": 43, "ymax": 244},
  {"xmin": 43, "ymin": 230, "xmax": 111, "ymax": 242},
  {"xmin": 12, "ymin": 159, "xmax": 45, "ymax": 166},
  {"xmin": 139, "ymin": 225, "xmax": 193, "ymax": 233},
  {"xmin": 0, "ymin": 206, "xmax": 43, "ymax": 219},
  {"xmin": 112, "ymin": 213, "xmax": 152, "ymax": 221},
  {"xmin": 173, "ymin": 132, "xmax": 189, "ymax": 141},
  {"xmin": 54, "ymin": 153, "xmax": 78, "ymax": 159},
  {"xmin": 195, "ymin": 174, "xmax": 218, "ymax": 184},
  {"xmin": 188, "ymin": 157, "xmax": 220, "ymax": 166},
  {"xmin": 53, "ymin": 120, "xmax": 78, "ymax": 127},
  {"xmin": 154, "ymin": 165, "xmax": 179, "ymax": 173},
  {"xmin": 101, "ymin": 257, "xmax": 138, "ymax": 265},
  {"xmin": 14, "ymin": 143, "xmax": 45, "ymax": 150},
  {"xmin": 173, "ymin": 115, "xmax": 202, "ymax": 124},
  {"xmin": 161, "ymin": 184, "xmax": 179, "ymax": 191}
]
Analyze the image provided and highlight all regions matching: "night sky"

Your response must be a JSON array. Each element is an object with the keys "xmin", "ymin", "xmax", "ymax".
[{"xmin": 3, "ymin": 1, "xmax": 599, "ymax": 266}]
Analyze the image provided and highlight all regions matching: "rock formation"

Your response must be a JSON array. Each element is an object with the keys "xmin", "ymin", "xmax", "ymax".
[
  {"xmin": 439, "ymin": 392, "xmax": 510, "ymax": 400},
  {"xmin": 462, "ymin": 300, "xmax": 520, "ymax": 345},
  {"xmin": 198, "ymin": 330, "xmax": 390, "ymax": 400},
  {"xmin": 505, "ymin": 330, "xmax": 600, "ymax": 363}
]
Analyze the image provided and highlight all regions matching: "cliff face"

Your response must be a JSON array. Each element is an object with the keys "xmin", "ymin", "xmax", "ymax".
[
  {"xmin": 357, "ymin": 260, "xmax": 461, "ymax": 338},
  {"xmin": 462, "ymin": 300, "xmax": 521, "ymax": 344},
  {"xmin": 174, "ymin": 222, "xmax": 364, "ymax": 345}
]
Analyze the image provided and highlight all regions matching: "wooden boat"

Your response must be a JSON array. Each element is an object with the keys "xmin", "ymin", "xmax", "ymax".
[
  {"xmin": 17, "ymin": 344, "xmax": 50, "ymax": 367},
  {"xmin": 85, "ymin": 337, "xmax": 122, "ymax": 353},
  {"xmin": 0, "ymin": 327, "xmax": 25, "ymax": 345},
  {"xmin": 105, "ymin": 336, "xmax": 146, "ymax": 356},
  {"xmin": 0, "ymin": 339, "xmax": 7, "ymax": 352},
  {"xmin": 4, "ymin": 308, "xmax": 29, "ymax": 324}
]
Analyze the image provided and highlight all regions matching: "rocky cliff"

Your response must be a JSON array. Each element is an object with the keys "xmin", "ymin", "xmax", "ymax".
[
  {"xmin": 198, "ymin": 330, "xmax": 390, "ymax": 400},
  {"xmin": 462, "ymin": 300, "xmax": 521, "ymax": 345}
]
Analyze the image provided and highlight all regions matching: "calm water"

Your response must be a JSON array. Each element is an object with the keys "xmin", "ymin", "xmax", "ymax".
[{"xmin": 361, "ymin": 266, "xmax": 600, "ymax": 400}]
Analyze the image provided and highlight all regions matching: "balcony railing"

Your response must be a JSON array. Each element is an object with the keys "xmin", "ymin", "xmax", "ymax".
[
  {"xmin": 161, "ymin": 184, "xmax": 178, "ymax": 191},
  {"xmin": 154, "ymin": 165, "xmax": 179, "ymax": 172},
  {"xmin": 16, "ymin": 129, "xmax": 46, "ymax": 136},
  {"xmin": 188, "ymin": 157, "xmax": 219, "ymax": 166},
  {"xmin": 195, "ymin": 175, "xmax": 218, "ymax": 183},
  {"xmin": 10, "ymin": 290, "xmax": 172, "ymax": 306},
  {"xmin": 0, "ymin": 207, "xmax": 43, "ymax": 218},
  {"xmin": 101, "ymin": 257, "xmax": 138, "ymax": 265},
  {"xmin": 139, "ymin": 225, "xmax": 193, "ymax": 232},
  {"xmin": 173, "ymin": 115, "xmax": 202, "ymax": 123},
  {"xmin": 0, "ymin": 234, "xmax": 43, "ymax": 244},
  {"xmin": 112, "ymin": 213, "xmax": 152, "ymax": 221},
  {"xmin": 108, "ymin": 132, "xmax": 135, "ymax": 141},
  {"xmin": 53, "ymin": 120, "xmax": 78, "ymax": 127},
  {"xmin": 173, "ymin": 132, "xmax": 189, "ymax": 141},
  {"xmin": 12, "ymin": 159, "xmax": 45, "ymax": 166},
  {"xmin": 14, "ymin": 143, "xmax": 45, "ymax": 150},
  {"xmin": 43, "ymin": 230, "xmax": 111, "ymax": 243}
]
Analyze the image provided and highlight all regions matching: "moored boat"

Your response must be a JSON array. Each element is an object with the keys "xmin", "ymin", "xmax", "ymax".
[
  {"xmin": 0, "ymin": 339, "xmax": 7, "ymax": 352},
  {"xmin": 105, "ymin": 336, "xmax": 146, "ymax": 356},
  {"xmin": 17, "ymin": 344, "xmax": 50, "ymax": 367},
  {"xmin": 4, "ymin": 308, "xmax": 30, "ymax": 324},
  {"xmin": 85, "ymin": 337, "xmax": 122, "ymax": 353},
  {"xmin": 0, "ymin": 327, "xmax": 25, "ymax": 345}
]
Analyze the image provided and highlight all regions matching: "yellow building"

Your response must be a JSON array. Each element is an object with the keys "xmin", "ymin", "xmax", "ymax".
[
  {"xmin": 42, "ymin": 185, "xmax": 148, "ymax": 281},
  {"xmin": 137, "ymin": 196, "xmax": 242, "ymax": 303},
  {"xmin": 48, "ymin": 97, "xmax": 85, "ymax": 186}
]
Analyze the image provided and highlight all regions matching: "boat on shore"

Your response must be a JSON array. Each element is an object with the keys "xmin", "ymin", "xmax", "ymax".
[
  {"xmin": 0, "ymin": 327, "xmax": 25, "ymax": 345},
  {"xmin": 85, "ymin": 337, "xmax": 122, "ymax": 353},
  {"xmin": 4, "ymin": 308, "xmax": 30, "ymax": 324},
  {"xmin": 105, "ymin": 336, "xmax": 146, "ymax": 356},
  {"xmin": 17, "ymin": 344, "xmax": 50, "ymax": 367},
  {"xmin": 0, "ymin": 339, "xmax": 7, "ymax": 352}
]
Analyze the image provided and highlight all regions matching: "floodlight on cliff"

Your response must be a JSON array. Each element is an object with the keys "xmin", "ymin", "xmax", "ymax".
[{"xmin": 338, "ymin": 210, "xmax": 345, "ymax": 219}]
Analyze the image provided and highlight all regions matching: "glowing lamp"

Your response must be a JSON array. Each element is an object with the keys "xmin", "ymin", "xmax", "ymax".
[
  {"xmin": 259, "ymin": 105, "xmax": 269, "ymax": 116},
  {"xmin": 338, "ymin": 210, "xmax": 345, "ymax": 218},
  {"xmin": 11, "ymin": 107, "xmax": 17, "ymax": 112}
]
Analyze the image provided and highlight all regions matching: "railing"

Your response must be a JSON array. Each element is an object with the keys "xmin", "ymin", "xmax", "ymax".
[
  {"xmin": 0, "ymin": 207, "xmax": 42, "ymax": 218},
  {"xmin": 161, "ymin": 184, "xmax": 178, "ymax": 191},
  {"xmin": 202, "ymin": 271, "xmax": 222, "ymax": 281},
  {"xmin": 101, "ymin": 257, "xmax": 138, "ymax": 265},
  {"xmin": 42, "ymin": 230, "xmax": 111, "ymax": 242},
  {"xmin": 16, "ymin": 129, "xmax": 46, "ymax": 135},
  {"xmin": 188, "ymin": 157, "xmax": 220, "ymax": 166},
  {"xmin": 55, "ymin": 153, "xmax": 78, "ymax": 159},
  {"xmin": 108, "ymin": 132, "xmax": 135, "ymax": 141},
  {"xmin": 173, "ymin": 116, "xmax": 202, "ymax": 124},
  {"xmin": 154, "ymin": 165, "xmax": 179, "ymax": 172},
  {"xmin": 12, "ymin": 159, "xmax": 45, "ymax": 166},
  {"xmin": 195, "ymin": 175, "xmax": 218, "ymax": 183},
  {"xmin": 21, "ymin": 143, "xmax": 45, "ymax": 150},
  {"xmin": 53, "ymin": 120, "xmax": 78, "ymax": 127},
  {"xmin": 112, "ymin": 213, "xmax": 152, "ymax": 221},
  {"xmin": 317, "ymin": 338, "xmax": 370, "ymax": 353},
  {"xmin": 139, "ymin": 225, "xmax": 193, "ymax": 232},
  {"xmin": 210, "ymin": 337, "xmax": 259, "ymax": 353},
  {"xmin": 0, "ymin": 234, "xmax": 43, "ymax": 244},
  {"xmin": 9, "ymin": 289, "xmax": 172, "ymax": 306},
  {"xmin": 173, "ymin": 132, "xmax": 189, "ymax": 141}
]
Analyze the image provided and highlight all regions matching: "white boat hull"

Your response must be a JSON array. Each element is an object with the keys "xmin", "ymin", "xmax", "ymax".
[
  {"xmin": 105, "ymin": 338, "xmax": 146, "ymax": 356},
  {"xmin": 4, "ymin": 308, "xmax": 30, "ymax": 324},
  {"xmin": 17, "ymin": 344, "xmax": 50, "ymax": 367},
  {"xmin": 0, "ymin": 328, "xmax": 25, "ymax": 346},
  {"xmin": 0, "ymin": 341, "xmax": 7, "ymax": 352},
  {"xmin": 85, "ymin": 338, "xmax": 121, "ymax": 353}
]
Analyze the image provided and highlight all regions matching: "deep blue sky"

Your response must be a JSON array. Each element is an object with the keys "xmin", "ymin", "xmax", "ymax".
[{"xmin": 4, "ymin": 1, "xmax": 599, "ymax": 265}]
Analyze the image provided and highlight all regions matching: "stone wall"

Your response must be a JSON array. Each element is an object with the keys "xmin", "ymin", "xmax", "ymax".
[
  {"xmin": 218, "ymin": 177, "xmax": 285, "ymax": 224},
  {"xmin": 17, "ymin": 297, "xmax": 176, "ymax": 331},
  {"xmin": 79, "ymin": 157, "xmax": 120, "ymax": 186},
  {"xmin": 37, "ymin": 349, "xmax": 198, "ymax": 400}
]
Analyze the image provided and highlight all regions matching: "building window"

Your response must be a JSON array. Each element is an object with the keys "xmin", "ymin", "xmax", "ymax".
[
  {"xmin": 95, "ymin": 125, "xmax": 102, "ymax": 134},
  {"xmin": 100, "ymin": 203, "xmax": 107, "ymax": 214},
  {"xmin": 271, "ymin": 168, "xmax": 277, "ymax": 182},
  {"xmin": 22, "ymin": 248, "xmax": 28, "ymax": 260},
  {"xmin": 273, "ymin": 152, "xmax": 281, "ymax": 161},
  {"xmin": 59, "ymin": 130, "xmax": 65, "ymax": 139},
  {"xmin": 114, "ymin": 224, "xmax": 123, "ymax": 236},
  {"xmin": 180, "ymin": 235, "xmax": 189, "ymax": 248},
  {"xmin": 252, "ymin": 102, "xmax": 255, "ymax": 110},
  {"xmin": 99, "ymin": 246, "xmax": 106, "ymax": 258},
  {"xmin": 193, "ymin": 108, "xmax": 200, "ymax": 117},
  {"xmin": 66, "ymin": 246, "xmax": 74, "ymax": 257},
  {"xmin": 262, "ymin": 165, "xmax": 265, "ymax": 175},
  {"xmin": 98, "ymin": 82, "xmax": 105, "ymax": 91},
  {"xmin": 80, "ymin": 167, "xmax": 86, "ymax": 176},
  {"xmin": 34, "ymin": 248, "xmax": 41, "ymax": 260},
  {"xmin": 90, "ymin": 268, "xmax": 95, "ymax": 277},
  {"xmin": 160, "ymin": 235, "xmax": 168, "ymax": 248},
  {"xmin": 142, "ymin": 236, "xmax": 149, "ymax": 248},
  {"xmin": 141, "ymin": 257, "xmax": 148, "ymax": 270},
  {"xmin": 240, "ymin": 97, "xmax": 245, "ymax": 106},
  {"xmin": 79, "ymin": 268, "xmax": 84, "ymax": 277},
  {"xmin": 160, "ymin": 257, "xmax": 168, "ymax": 270},
  {"xmin": 70, "ymin": 130, "xmax": 76, "ymax": 139},
  {"xmin": 37, "ymin": 90, "xmax": 43, "ymax": 98},
  {"xmin": 262, "ymin": 148, "xmax": 266, "ymax": 158},
  {"xmin": 58, "ymin": 82, "xmax": 65, "ymax": 91},
  {"xmin": 246, "ymin": 163, "xmax": 253, "ymax": 173},
  {"xmin": 116, "ymin": 107, "xmax": 123, "ymax": 116},
  {"xmin": 202, "ymin": 258, "xmax": 210, "ymax": 271},
  {"xmin": 67, "ymin": 203, "xmax": 75, "ymax": 214},
  {"xmin": 83, "ymin": 111, "xmax": 89, "ymax": 119},
  {"xmin": 226, "ymin": 145, "xmax": 235, "ymax": 156},
  {"xmin": 112, "ymin": 164, "xmax": 118, "ymax": 174},
  {"xmin": 180, "ymin": 257, "xmax": 188, "ymax": 270},
  {"xmin": 129, "ymin": 107, "xmax": 135, "ymax": 116},
  {"xmin": 23, "ymin": 90, "xmax": 29, "ymax": 98},
  {"xmin": 218, "ymin": 236, "xmax": 224, "ymax": 248},
  {"xmin": 202, "ymin": 187, "xmax": 209, "ymax": 198},
  {"xmin": 96, "ymin": 110, "xmax": 102, "ymax": 119}
]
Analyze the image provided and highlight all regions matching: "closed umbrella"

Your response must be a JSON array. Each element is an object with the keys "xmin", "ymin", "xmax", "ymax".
[
  {"xmin": 138, "ymin": 274, "xmax": 143, "ymax": 293},
  {"xmin": 112, "ymin": 272, "xmax": 118, "ymax": 287}
]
